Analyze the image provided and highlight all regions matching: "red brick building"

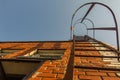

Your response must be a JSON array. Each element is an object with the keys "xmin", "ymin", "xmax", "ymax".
[
  {"xmin": 0, "ymin": 2, "xmax": 120, "ymax": 80},
  {"xmin": 0, "ymin": 36, "xmax": 120, "ymax": 80}
]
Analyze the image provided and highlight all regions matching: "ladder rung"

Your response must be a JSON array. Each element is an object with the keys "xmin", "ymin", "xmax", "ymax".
[
  {"xmin": 75, "ymin": 55, "xmax": 120, "ymax": 58},
  {"xmin": 74, "ymin": 65, "xmax": 120, "ymax": 71},
  {"xmin": 75, "ymin": 49, "xmax": 112, "ymax": 51}
]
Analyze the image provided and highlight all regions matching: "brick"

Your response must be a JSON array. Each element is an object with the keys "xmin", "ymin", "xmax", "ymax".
[
  {"xmin": 79, "ymin": 63, "xmax": 94, "ymax": 67},
  {"xmin": 42, "ymin": 78, "xmax": 59, "ymax": 80},
  {"xmin": 73, "ymin": 75, "xmax": 79, "ymax": 80},
  {"xmin": 60, "ymin": 61, "xmax": 68, "ymax": 65},
  {"xmin": 37, "ymin": 69, "xmax": 52, "ymax": 73},
  {"xmin": 31, "ymin": 72, "xmax": 40, "ymax": 78},
  {"xmin": 29, "ymin": 77, "xmax": 42, "ymax": 80},
  {"xmin": 53, "ymin": 68, "xmax": 65, "ymax": 74},
  {"xmin": 74, "ymin": 71, "xmax": 85, "ymax": 75},
  {"xmin": 56, "ymin": 65, "xmax": 66, "ymax": 68},
  {"xmin": 62, "ymin": 57, "xmax": 69, "ymax": 62},
  {"xmin": 37, "ymin": 73, "xmax": 57, "ymax": 78},
  {"xmin": 108, "ymin": 73, "xmax": 117, "ymax": 77},
  {"xmin": 42, "ymin": 64, "xmax": 56, "ymax": 67},
  {"xmin": 79, "ymin": 75, "xmax": 102, "ymax": 80},
  {"xmin": 81, "ymin": 59, "xmax": 88, "ymax": 63},
  {"xmin": 116, "ymin": 72, "xmax": 120, "ymax": 77},
  {"xmin": 103, "ymin": 77, "xmax": 120, "ymax": 80},
  {"xmin": 74, "ymin": 68, "xmax": 79, "ymax": 72},
  {"xmin": 57, "ymin": 74, "xmax": 64, "ymax": 79},
  {"xmin": 103, "ymin": 62, "xmax": 111, "ymax": 64},
  {"xmin": 37, "ymin": 66, "xmax": 47, "ymax": 71},
  {"xmin": 100, "ymin": 70, "xmax": 117, "ymax": 72},
  {"xmin": 78, "ymin": 69, "xmax": 98, "ymax": 72},
  {"xmin": 44, "ymin": 61, "xmax": 52, "ymax": 64},
  {"xmin": 47, "ymin": 67, "xmax": 59, "ymax": 71},
  {"xmin": 52, "ymin": 61, "xmax": 61, "ymax": 65},
  {"xmin": 86, "ymin": 72, "xmax": 107, "ymax": 76}
]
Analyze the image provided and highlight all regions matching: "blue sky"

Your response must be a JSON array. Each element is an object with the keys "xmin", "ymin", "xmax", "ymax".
[
  {"xmin": 0, "ymin": 0, "xmax": 74, "ymax": 41},
  {"xmin": 0, "ymin": 0, "xmax": 120, "ymax": 47}
]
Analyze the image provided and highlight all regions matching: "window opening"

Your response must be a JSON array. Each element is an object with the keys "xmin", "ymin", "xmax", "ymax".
[{"xmin": 18, "ymin": 49, "xmax": 65, "ymax": 60}]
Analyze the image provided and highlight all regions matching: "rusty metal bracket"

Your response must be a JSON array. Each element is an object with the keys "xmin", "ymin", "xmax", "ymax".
[
  {"xmin": 81, "ymin": 4, "xmax": 95, "ymax": 23},
  {"xmin": 87, "ymin": 27, "xmax": 116, "ymax": 30}
]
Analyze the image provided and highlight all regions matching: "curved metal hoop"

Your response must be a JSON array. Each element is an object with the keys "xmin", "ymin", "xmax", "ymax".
[
  {"xmin": 70, "ymin": 2, "xmax": 119, "ymax": 50},
  {"xmin": 73, "ymin": 22, "xmax": 88, "ymax": 36},
  {"xmin": 75, "ymin": 18, "xmax": 95, "ymax": 38}
]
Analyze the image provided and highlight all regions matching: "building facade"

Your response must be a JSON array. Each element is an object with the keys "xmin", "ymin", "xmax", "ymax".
[{"xmin": 0, "ymin": 36, "xmax": 120, "ymax": 80}]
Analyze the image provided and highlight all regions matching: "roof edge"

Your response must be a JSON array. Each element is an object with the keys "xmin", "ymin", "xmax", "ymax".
[{"xmin": 0, "ymin": 40, "xmax": 72, "ymax": 43}]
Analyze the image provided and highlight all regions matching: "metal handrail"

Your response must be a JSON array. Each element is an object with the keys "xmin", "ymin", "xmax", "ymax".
[{"xmin": 70, "ymin": 2, "xmax": 119, "ymax": 51}]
